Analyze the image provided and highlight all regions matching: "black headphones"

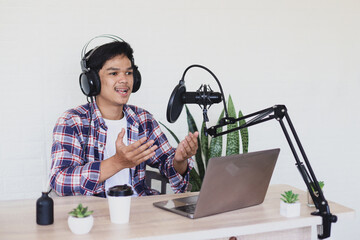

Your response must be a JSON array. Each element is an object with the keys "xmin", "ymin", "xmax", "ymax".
[{"xmin": 79, "ymin": 34, "xmax": 142, "ymax": 97}]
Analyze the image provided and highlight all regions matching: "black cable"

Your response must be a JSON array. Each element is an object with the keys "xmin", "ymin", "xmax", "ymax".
[
  {"xmin": 181, "ymin": 64, "xmax": 229, "ymax": 118},
  {"xmin": 83, "ymin": 97, "xmax": 93, "ymax": 161}
]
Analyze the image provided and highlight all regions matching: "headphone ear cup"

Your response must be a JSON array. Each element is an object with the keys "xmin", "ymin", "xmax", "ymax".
[
  {"xmin": 132, "ymin": 65, "xmax": 141, "ymax": 93},
  {"xmin": 79, "ymin": 70, "xmax": 101, "ymax": 96}
]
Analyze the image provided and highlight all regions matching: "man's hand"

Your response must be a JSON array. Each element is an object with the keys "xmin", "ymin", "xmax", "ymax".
[
  {"xmin": 174, "ymin": 131, "xmax": 199, "ymax": 175},
  {"xmin": 99, "ymin": 128, "xmax": 158, "ymax": 182},
  {"xmin": 114, "ymin": 129, "xmax": 158, "ymax": 168}
]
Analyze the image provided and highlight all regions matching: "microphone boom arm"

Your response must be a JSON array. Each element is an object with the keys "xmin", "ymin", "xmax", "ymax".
[{"xmin": 206, "ymin": 104, "xmax": 337, "ymax": 239}]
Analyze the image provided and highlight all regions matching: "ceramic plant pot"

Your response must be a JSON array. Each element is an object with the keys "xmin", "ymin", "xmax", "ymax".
[
  {"xmin": 307, "ymin": 189, "xmax": 324, "ymax": 207},
  {"xmin": 68, "ymin": 215, "xmax": 94, "ymax": 234},
  {"xmin": 307, "ymin": 190, "xmax": 316, "ymax": 207},
  {"xmin": 280, "ymin": 201, "xmax": 300, "ymax": 217}
]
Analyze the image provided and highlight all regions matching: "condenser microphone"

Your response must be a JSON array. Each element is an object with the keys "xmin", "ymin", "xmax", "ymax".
[
  {"xmin": 182, "ymin": 87, "xmax": 222, "ymax": 106},
  {"xmin": 166, "ymin": 81, "xmax": 222, "ymax": 123},
  {"xmin": 166, "ymin": 64, "xmax": 229, "ymax": 124}
]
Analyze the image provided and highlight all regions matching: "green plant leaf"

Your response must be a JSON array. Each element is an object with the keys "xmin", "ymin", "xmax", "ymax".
[
  {"xmin": 189, "ymin": 168, "xmax": 202, "ymax": 192},
  {"xmin": 83, "ymin": 207, "xmax": 88, "ymax": 213},
  {"xmin": 310, "ymin": 181, "xmax": 323, "ymax": 190},
  {"xmin": 83, "ymin": 211, "xmax": 93, "ymax": 217},
  {"xmin": 200, "ymin": 121, "xmax": 209, "ymax": 165},
  {"xmin": 208, "ymin": 109, "xmax": 224, "ymax": 163},
  {"xmin": 68, "ymin": 203, "xmax": 93, "ymax": 218},
  {"xmin": 159, "ymin": 122, "xmax": 180, "ymax": 144},
  {"xmin": 69, "ymin": 212, "xmax": 77, "ymax": 217},
  {"xmin": 281, "ymin": 190, "xmax": 299, "ymax": 203},
  {"xmin": 185, "ymin": 105, "xmax": 205, "ymax": 180},
  {"xmin": 238, "ymin": 110, "xmax": 249, "ymax": 153},
  {"xmin": 226, "ymin": 95, "xmax": 239, "ymax": 156},
  {"xmin": 310, "ymin": 181, "xmax": 324, "ymax": 194}
]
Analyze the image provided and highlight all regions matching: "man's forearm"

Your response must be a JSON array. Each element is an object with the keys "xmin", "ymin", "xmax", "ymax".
[{"xmin": 99, "ymin": 156, "xmax": 124, "ymax": 182}]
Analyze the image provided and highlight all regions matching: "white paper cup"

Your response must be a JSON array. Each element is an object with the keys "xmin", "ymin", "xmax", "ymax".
[{"xmin": 107, "ymin": 185, "xmax": 133, "ymax": 224}]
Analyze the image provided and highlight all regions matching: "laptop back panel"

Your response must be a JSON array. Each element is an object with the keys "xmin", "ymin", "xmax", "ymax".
[
  {"xmin": 193, "ymin": 148, "xmax": 280, "ymax": 218},
  {"xmin": 153, "ymin": 148, "xmax": 280, "ymax": 219}
]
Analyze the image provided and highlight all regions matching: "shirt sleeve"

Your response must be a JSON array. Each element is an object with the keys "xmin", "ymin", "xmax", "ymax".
[
  {"xmin": 163, "ymin": 151, "xmax": 194, "ymax": 193},
  {"xmin": 50, "ymin": 114, "xmax": 104, "ymax": 196}
]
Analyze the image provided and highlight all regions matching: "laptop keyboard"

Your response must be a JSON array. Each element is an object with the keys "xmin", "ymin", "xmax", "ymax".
[{"xmin": 174, "ymin": 204, "xmax": 197, "ymax": 214}]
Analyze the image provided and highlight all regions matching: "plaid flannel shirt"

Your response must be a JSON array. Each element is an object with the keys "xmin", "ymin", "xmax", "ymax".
[{"xmin": 50, "ymin": 100, "xmax": 193, "ymax": 197}]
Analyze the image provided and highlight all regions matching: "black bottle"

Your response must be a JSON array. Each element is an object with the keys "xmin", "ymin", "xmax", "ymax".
[{"xmin": 36, "ymin": 191, "xmax": 54, "ymax": 225}]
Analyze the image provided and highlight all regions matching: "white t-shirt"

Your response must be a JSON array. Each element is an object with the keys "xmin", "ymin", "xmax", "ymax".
[{"xmin": 103, "ymin": 117, "xmax": 137, "ymax": 196}]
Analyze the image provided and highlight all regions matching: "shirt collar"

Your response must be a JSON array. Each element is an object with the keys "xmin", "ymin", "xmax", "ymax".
[
  {"xmin": 90, "ymin": 98, "xmax": 106, "ymax": 129},
  {"xmin": 123, "ymin": 105, "xmax": 140, "ymax": 129},
  {"xmin": 90, "ymin": 98, "xmax": 139, "ymax": 130}
]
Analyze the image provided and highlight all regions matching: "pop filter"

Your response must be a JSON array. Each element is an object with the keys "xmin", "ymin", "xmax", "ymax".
[{"xmin": 167, "ymin": 80, "xmax": 186, "ymax": 123}]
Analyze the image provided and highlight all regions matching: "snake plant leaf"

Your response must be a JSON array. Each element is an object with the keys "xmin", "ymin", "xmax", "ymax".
[
  {"xmin": 189, "ymin": 168, "xmax": 202, "ymax": 192},
  {"xmin": 238, "ymin": 110, "xmax": 249, "ymax": 153},
  {"xmin": 226, "ymin": 95, "xmax": 239, "ymax": 156},
  {"xmin": 185, "ymin": 105, "xmax": 205, "ymax": 180},
  {"xmin": 159, "ymin": 122, "xmax": 180, "ymax": 144},
  {"xmin": 201, "ymin": 121, "xmax": 209, "ymax": 166},
  {"xmin": 208, "ymin": 108, "xmax": 224, "ymax": 165}
]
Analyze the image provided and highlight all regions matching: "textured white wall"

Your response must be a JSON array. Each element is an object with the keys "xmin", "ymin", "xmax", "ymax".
[{"xmin": 0, "ymin": 0, "xmax": 359, "ymax": 239}]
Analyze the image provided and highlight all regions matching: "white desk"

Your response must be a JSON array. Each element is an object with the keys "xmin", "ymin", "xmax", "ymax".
[{"xmin": 0, "ymin": 184, "xmax": 355, "ymax": 240}]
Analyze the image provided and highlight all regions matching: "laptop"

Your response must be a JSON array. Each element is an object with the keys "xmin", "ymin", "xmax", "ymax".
[{"xmin": 153, "ymin": 148, "xmax": 280, "ymax": 219}]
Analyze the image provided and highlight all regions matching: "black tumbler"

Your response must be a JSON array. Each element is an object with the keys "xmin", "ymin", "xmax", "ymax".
[{"xmin": 36, "ymin": 192, "xmax": 54, "ymax": 225}]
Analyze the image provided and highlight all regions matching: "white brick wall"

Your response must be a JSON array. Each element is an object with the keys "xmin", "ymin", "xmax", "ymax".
[{"xmin": 0, "ymin": 1, "xmax": 359, "ymax": 239}]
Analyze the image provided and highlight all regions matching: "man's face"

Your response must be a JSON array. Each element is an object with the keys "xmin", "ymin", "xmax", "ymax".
[{"xmin": 97, "ymin": 54, "xmax": 133, "ymax": 109}]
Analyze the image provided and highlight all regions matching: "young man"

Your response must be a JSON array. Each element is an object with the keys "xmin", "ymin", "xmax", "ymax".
[{"xmin": 50, "ymin": 38, "xmax": 198, "ymax": 197}]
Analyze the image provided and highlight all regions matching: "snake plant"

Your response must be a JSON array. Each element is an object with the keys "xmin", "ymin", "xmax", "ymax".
[{"xmin": 160, "ymin": 95, "xmax": 249, "ymax": 191}]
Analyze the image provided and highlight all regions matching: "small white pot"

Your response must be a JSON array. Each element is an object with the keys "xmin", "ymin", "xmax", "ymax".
[
  {"xmin": 280, "ymin": 201, "xmax": 300, "ymax": 217},
  {"xmin": 307, "ymin": 190, "xmax": 315, "ymax": 207},
  {"xmin": 68, "ymin": 215, "xmax": 94, "ymax": 234},
  {"xmin": 307, "ymin": 189, "xmax": 324, "ymax": 207}
]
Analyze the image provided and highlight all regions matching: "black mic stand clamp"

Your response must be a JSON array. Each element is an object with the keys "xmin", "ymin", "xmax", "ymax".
[
  {"xmin": 207, "ymin": 105, "xmax": 337, "ymax": 239},
  {"xmin": 195, "ymin": 84, "xmax": 219, "ymax": 123}
]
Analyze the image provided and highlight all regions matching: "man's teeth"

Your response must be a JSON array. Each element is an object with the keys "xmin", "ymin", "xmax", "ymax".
[{"xmin": 115, "ymin": 88, "xmax": 128, "ymax": 93}]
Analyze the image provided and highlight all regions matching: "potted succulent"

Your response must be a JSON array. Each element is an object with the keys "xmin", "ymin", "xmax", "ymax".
[
  {"xmin": 307, "ymin": 181, "xmax": 324, "ymax": 207},
  {"xmin": 280, "ymin": 190, "xmax": 300, "ymax": 217},
  {"xmin": 68, "ymin": 203, "xmax": 94, "ymax": 234}
]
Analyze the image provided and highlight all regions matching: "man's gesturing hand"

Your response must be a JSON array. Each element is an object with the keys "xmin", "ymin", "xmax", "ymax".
[
  {"xmin": 173, "ymin": 131, "xmax": 199, "ymax": 175},
  {"xmin": 99, "ymin": 129, "xmax": 158, "ymax": 182},
  {"xmin": 114, "ymin": 129, "xmax": 158, "ymax": 169}
]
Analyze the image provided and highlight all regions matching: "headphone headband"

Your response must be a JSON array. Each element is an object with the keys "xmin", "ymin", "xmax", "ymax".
[{"xmin": 81, "ymin": 34, "xmax": 125, "ymax": 59}]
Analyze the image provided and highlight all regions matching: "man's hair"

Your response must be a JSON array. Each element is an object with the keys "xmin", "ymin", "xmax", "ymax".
[{"xmin": 86, "ymin": 41, "xmax": 134, "ymax": 73}]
